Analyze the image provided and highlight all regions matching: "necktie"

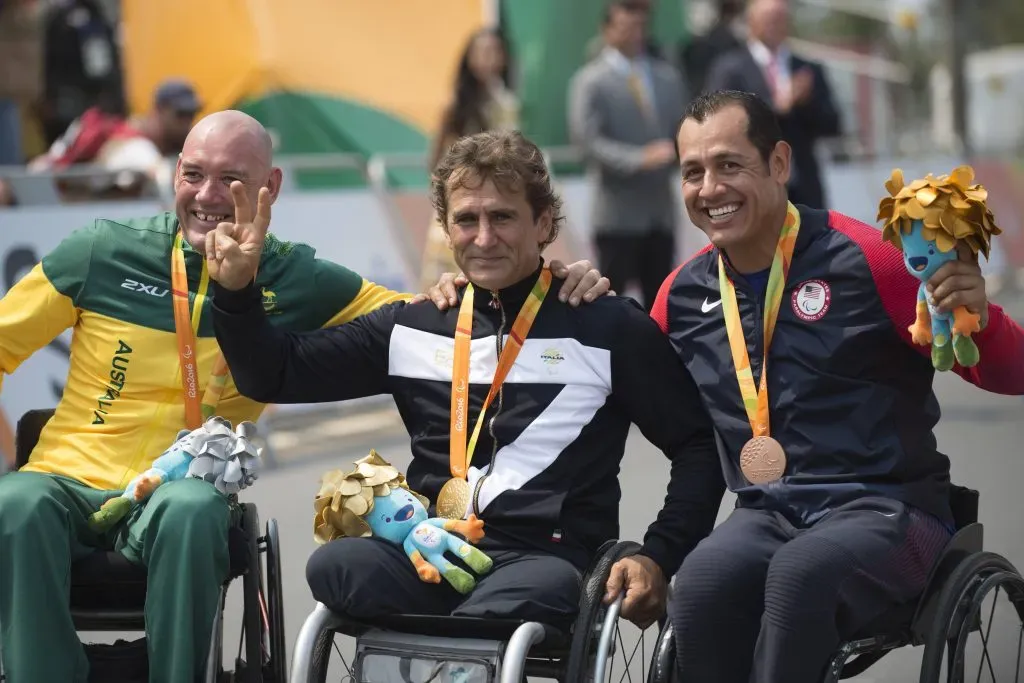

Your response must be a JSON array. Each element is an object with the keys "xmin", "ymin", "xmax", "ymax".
[
  {"xmin": 627, "ymin": 67, "xmax": 653, "ymax": 120},
  {"xmin": 764, "ymin": 55, "xmax": 779, "ymax": 99}
]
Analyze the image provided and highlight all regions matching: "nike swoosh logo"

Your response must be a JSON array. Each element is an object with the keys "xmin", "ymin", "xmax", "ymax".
[{"xmin": 701, "ymin": 297, "xmax": 723, "ymax": 313}]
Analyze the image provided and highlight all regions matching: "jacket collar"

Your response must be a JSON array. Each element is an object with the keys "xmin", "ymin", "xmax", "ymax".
[
  {"xmin": 463, "ymin": 260, "xmax": 547, "ymax": 316},
  {"xmin": 712, "ymin": 203, "xmax": 829, "ymax": 283}
]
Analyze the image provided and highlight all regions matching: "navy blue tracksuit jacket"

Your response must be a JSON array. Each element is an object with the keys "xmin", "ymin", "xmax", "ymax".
[{"xmin": 652, "ymin": 206, "xmax": 1024, "ymax": 527}]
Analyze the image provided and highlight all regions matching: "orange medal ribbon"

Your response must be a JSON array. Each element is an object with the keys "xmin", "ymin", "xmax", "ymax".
[
  {"xmin": 170, "ymin": 232, "xmax": 232, "ymax": 430},
  {"xmin": 449, "ymin": 268, "xmax": 552, "ymax": 480}
]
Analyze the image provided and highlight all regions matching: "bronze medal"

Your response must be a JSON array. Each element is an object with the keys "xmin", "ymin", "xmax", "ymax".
[
  {"xmin": 436, "ymin": 477, "xmax": 471, "ymax": 519},
  {"xmin": 739, "ymin": 436, "xmax": 787, "ymax": 484}
]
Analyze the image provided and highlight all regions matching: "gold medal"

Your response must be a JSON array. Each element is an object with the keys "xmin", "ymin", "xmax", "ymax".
[
  {"xmin": 436, "ymin": 477, "xmax": 471, "ymax": 519},
  {"xmin": 740, "ymin": 436, "xmax": 787, "ymax": 484}
]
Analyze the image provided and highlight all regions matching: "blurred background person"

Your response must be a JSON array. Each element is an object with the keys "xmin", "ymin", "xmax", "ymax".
[
  {"xmin": 706, "ymin": 0, "xmax": 840, "ymax": 209},
  {"xmin": 569, "ymin": 0, "xmax": 688, "ymax": 311},
  {"xmin": 584, "ymin": 0, "xmax": 664, "ymax": 62},
  {"xmin": 37, "ymin": 0, "xmax": 123, "ymax": 147},
  {"xmin": 679, "ymin": 0, "xmax": 746, "ymax": 96},
  {"xmin": 0, "ymin": 0, "xmax": 44, "ymax": 167},
  {"xmin": 419, "ymin": 27, "xmax": 520, "ymax": 289},
  {"xmin": 27, "ymin": 78, "xmax": 199, "ymax": 198}
]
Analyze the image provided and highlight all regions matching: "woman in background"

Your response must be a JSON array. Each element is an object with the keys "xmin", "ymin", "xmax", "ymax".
[{"xmin": 420, "ymin": 27, "xmax": 520, "ymax": 288}]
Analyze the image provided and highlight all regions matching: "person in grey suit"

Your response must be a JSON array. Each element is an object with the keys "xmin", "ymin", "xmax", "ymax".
[
  {"xmin": 706, "ymin": 0, "xmax": 840, "ymax": 209},
  {"xmin": 569, "ymin": 0, "xmax": 688, "ymax": 311}
]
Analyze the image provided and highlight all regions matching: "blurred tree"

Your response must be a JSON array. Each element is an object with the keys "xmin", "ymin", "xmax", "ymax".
[
  {"xmin": 791, "ymin": 10, "xmax": 877, "ymax": 43},
  {"xmin": 969, "ymin": 0, "xmax": 1024, "ymax": 47}
]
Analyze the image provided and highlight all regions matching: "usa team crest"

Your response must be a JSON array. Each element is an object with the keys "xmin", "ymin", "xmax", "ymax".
[{"xmin": 791, "ymin": 280, "xmax": 831, "ymax": 321}]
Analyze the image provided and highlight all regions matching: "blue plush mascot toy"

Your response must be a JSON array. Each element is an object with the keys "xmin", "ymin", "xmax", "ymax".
[
  {"xmin": 877, "ymin": 165, "xmax": 1003, "ymax": 372},
  {"xmin": 314, "ymin": 451, "xmax": 493, "ymax": 594}
]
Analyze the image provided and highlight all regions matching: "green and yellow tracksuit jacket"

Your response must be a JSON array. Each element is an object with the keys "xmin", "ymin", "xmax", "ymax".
[{"xmin": 0, "ymin": 212, "xmax": 409, "ymax": 491}]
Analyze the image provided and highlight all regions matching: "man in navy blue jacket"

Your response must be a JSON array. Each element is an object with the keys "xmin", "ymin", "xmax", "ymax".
[{"xmin": 653, "ymin": 89, "xmax": 1024, "ymax": 682}]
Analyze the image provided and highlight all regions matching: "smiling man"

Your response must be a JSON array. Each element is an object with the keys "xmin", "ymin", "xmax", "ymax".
[
  {"xmin": 0, "ymin": 110, "xmax": 607, "ymax": 683},
  {"xmin": 652, "ymin": 89, "xmax": 1024, "ymax": 682},
  {"xmin": 209, "ymin": 129, "xmax": 726, "ymax": 633}
]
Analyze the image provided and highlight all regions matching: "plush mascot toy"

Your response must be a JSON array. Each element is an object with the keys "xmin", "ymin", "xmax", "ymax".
[
  {"xmin": 877, "ymin": 165, "xmax": 1003, "ymax": 371},
  {"xmin": 314, "ymin": 451, "xmax": 493, "ymax": 594},
  {"xmin": 88, "ymin": 416, "xmax": 262, "ymax": 532}
]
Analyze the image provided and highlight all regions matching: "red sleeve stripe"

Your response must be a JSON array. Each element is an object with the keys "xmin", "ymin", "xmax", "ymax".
[{"xmin": 651, "ymin": 244, "xmax": 714, "ymax": 333}]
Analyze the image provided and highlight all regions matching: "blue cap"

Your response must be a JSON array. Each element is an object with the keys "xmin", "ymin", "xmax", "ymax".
[{"xmin": 154, "ymin": 79, "xmax": 201, "ymax": 113}]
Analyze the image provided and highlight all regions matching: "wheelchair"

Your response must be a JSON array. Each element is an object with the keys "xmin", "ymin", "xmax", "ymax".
[
  {"xmin": 0, "ymin": 408, "xmax": 289, "ymax": 683},
  {"xmin": 290, "ymin": 538, "xmax": 658, "ymax": 683},
  {"xmin": 647, "ymin": 485, "xmax": 1024, "ymax": 683}
]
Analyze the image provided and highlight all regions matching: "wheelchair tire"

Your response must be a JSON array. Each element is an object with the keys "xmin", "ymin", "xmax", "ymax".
[
  {"xmin": 918, "ymin": 550, "xmax": 1024, "ymax": 683},
  {"xmin": 563, "ymin": 540, "xmax": 642, "ymax": 683},
  {"xmin": 647, "ymin": 621, "xmax": 675, "ymax": 683},
  {"xmin": 241, "ymin": 503, "xmax": 265, "ymax": 682},
  {"xmin": 264, "ymin": 518, "xmax": 288, "ymax": 683},
  {"xmin": 306, "ymin": 629, "xmax": 335, "ymax": 683}
]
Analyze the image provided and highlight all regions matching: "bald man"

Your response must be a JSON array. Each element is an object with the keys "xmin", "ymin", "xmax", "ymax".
[{"xmin": 0, "ymin": 110, "xmax": 607, "ymax": 683}]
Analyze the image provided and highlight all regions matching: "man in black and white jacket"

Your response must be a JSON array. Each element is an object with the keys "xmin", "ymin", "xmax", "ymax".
[{"xmin": 208, "ymin": 129, "xmax": 725, "ymax": 630}]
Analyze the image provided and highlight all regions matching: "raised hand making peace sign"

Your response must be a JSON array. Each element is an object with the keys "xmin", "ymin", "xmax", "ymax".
[{"xmin": 206, "ymin": 181, "xmax": 272, "ymax": 291}]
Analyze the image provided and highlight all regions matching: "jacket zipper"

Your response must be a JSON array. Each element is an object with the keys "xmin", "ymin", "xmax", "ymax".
[{"xmin": 472, "ymin": 290, "xmax": 506, "ymax": 515}]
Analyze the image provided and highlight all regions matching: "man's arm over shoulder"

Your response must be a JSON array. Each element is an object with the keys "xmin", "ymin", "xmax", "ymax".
[
  {"xmin": 833, "ymin": 212, "xmax": 1024, "ymax": 394},
  {"xmin": 0, "ymin": 224, "xmax": 93, "ymax": 392},
  {"xmin": 211, "ymin": 279, "xmax": 402, "ymax": 405},
  {"xmin": 608, "ymin": 298, "xmax": 726, "ymax": 579},
  {"xmin": 567, "ymin": 65, "xmax": 651, "ymax": 175}
]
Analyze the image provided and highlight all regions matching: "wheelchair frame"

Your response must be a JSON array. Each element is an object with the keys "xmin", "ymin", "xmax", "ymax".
[
  {"xmin": 0, "ymin": 408, "xmax": 289, "ymax": 683},
  {"xmin": 290, "ymin": 539, "xmax": 643, "ymax": 683},
  {"xmin": 646, "ymin": 485, "xmax": 1024, "ymax": 683}
]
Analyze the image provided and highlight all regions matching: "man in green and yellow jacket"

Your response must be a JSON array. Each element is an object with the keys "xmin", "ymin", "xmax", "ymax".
[{"xmin": 0, "ymin": 110, "xmax": 606, "ymax": 683}]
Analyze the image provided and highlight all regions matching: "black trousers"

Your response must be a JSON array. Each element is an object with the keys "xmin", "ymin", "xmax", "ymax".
[
  {"xmin": 594, "ymin": 229, "xmax": 675, "ymax": 312},
  {"xmin": 670, "ymin": 497, "xmax": 952, "ymax": 683},
  {"xmin": 306, "ymin": 537, "xmax": 582, "ymax": 629}
]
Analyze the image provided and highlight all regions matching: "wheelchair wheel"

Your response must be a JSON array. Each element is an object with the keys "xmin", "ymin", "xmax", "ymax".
[
  {"xmin": 647, "ymin": 620, "xmax": 675, "ymax": 683},
  {"xmin": 262, "ymin": 518, "xmax": 288, "ymax": 683},
  {"xmin": 919, "ymin": 551, "xmax": 1024, "ymax": 683},
  {"xmin": 240, "ymin": 503, "xmax": 266, "ymax": 681},
  {"xmin": 563, "ymin": 540, "xmax": 641, "ymax": 683},
  {"xmin": 306, "ymin": 629, "xmax": 335, "ymax": 683}
]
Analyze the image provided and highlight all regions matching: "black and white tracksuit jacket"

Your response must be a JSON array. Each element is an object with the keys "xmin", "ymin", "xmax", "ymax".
[{"xmin": 212, "ymin": 264, "xmax": 725, "ymax": 578}]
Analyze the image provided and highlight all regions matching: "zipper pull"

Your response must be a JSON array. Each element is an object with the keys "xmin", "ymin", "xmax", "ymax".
[{"xmin": 488, "ymin": 291, "xmax": 501, "ymax": 310}]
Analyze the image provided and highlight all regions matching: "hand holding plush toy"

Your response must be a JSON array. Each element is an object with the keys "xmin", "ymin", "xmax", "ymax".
[
  {"xmin": 313, "ymin": 451, "xmax": 493, "ymax": 594},
  {"xmin": 88, "ymin": 416, "xmax": 261, "ymax": 532},
  {"xmin": 877, "ymin": 165, "xmax": 1002, "ymax": 371}
]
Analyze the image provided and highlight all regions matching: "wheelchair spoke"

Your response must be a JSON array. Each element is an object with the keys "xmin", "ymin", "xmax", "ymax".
[
  {"xmin": 975, "ymin": 586, "xmax": 999, "ymax": 683},
  {"xmin": 943, "ymin": 571, "xmax": 1024, "ymax": 683},
  {"xmin": 258, "ymin": 588, "xmax": 272, "ymax": 660},
  {"xmin": 330, "ymin": 638, "xmax": 354, "ymax": 682},
  {"xmin": 622, "ymin": 627, "xmax": 639, "ymax": 683}
]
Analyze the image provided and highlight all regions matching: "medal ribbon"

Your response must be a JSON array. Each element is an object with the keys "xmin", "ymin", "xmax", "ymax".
[
  {"xmin": 449, "ymin": 268, "xmax": 552, "ymax": 479},
  {"xmin": 717, "ymin": 202, "xmax": 801, "ymax": 439},
  {"xmin": 170, "ymin": 232, "xmax": 232, "ymax": 430}
]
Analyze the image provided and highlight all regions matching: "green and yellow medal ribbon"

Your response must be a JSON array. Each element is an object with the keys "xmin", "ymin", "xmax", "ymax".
[{"xmin": 717, "ymin": 202, "xmax": 801, "ymax": 439}]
